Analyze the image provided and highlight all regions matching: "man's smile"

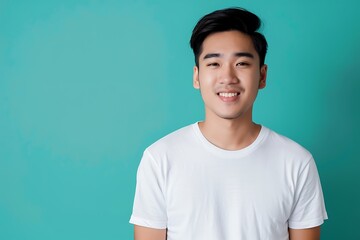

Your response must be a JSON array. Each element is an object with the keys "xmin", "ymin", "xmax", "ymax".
[
  {"xmin": 217, "ymin": 91, "xmax": 240, "ymax": 102},
  {"xmin": 218, "ymin": 92, "xmax": 239, "ymax": 97}
]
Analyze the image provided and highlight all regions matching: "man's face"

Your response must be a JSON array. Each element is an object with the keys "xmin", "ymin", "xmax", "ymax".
[{"xmin": 193, "ymin": 30, "xmax": 267, "ymax": 122}]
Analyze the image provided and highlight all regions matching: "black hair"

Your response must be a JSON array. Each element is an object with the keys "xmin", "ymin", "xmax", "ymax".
[{"xmin": 190, "ymin": 7, "xmax": 268, "ymax": 67}]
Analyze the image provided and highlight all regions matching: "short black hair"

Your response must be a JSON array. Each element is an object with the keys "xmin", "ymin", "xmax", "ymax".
[{"xmin": 190, "ymin": 7, "xmax": 268, "ymax": 67}]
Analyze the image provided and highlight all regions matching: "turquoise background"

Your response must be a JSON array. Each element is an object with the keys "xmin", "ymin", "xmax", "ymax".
[{"xmin": 1, "ymin": 0, "xmax": 359, "ymax": 239}]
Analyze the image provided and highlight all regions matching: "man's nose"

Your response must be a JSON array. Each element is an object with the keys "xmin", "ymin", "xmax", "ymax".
[{"xmin": 219, "ymin": 65, "xmax": 239, "ymax": 84}]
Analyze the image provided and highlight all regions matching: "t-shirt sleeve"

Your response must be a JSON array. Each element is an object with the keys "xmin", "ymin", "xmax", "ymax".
[
  {"xmin": 288, "ymin": 157, "xmax": 328, "ymax": 229},
  {"xmin": 129, "ymin": 149, "xmax": 167, "ymax": 229}
]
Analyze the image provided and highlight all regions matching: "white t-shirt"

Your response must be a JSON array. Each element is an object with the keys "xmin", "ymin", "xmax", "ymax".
[{"xmin": 130, "ymin": 123, "xmax": 328, "ymax": 240}]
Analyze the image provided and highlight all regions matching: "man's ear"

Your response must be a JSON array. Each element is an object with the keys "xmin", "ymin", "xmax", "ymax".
[
  {"xmin": 193, "ymin": 66, "xmax": 200, "ymax": 89},
  {"xmin": 259, "ymin": 64, "xmax": 267, "ymax": 89}
]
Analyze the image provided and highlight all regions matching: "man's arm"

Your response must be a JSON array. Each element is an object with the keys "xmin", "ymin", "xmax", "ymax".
[
  {"xmin": 134, "ymin": 225, "xmax": 167, "ymax": 240},
  {"xmin": 289, "ymin": 226, "xmax": 321, "ymax": 240}
]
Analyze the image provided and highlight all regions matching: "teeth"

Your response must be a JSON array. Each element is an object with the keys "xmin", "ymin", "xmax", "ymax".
[{"xmin": 219, "ymin": 92, "xmax": 238, "ymax": 97}]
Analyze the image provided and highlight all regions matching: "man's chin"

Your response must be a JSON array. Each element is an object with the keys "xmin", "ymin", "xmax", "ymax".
[{"xmin": 217, "ymin": 113, "xmax": 244, "ymax": 120}]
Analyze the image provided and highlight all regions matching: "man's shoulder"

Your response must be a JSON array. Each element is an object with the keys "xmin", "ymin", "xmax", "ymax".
[
  {"xmin": 263, "ymin": 126, "xmax": 313, "ymax": 160},
  {"xmin": 146, "ymin": 123, "xmax": 196, "ymax": 153}
]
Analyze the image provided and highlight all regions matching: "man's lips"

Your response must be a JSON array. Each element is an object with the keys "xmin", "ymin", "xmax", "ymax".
[
  {"xmin": 217, "ymin": 91, "xmax": 240, "ymax": 102},
  {"xmin": 218, "ymin": 92, "xmax": 240, "ymax": 97}
]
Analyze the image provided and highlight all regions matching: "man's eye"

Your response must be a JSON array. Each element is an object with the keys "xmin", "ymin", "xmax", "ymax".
[
  {"xmin": 236, "ymin": 62, "xmax": 249, "ymax": 67},
  {"xmin": 207, "ymin": 62, "xmax": 219, "ymax": 67}
]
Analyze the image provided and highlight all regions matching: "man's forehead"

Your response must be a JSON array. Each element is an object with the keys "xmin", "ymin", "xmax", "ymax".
[
  {"xmin": 200, "ymin": 32, "xmax": 257, "ymax": 58},
  {"xmin": 203, "ymin": 30, "xmax": 253, "ymax": 44}
]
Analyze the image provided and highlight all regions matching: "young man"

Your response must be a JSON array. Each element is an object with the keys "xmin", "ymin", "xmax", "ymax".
[{"xmin": 130, "ymin": 8, "xmax": 327, "ymax": 240}]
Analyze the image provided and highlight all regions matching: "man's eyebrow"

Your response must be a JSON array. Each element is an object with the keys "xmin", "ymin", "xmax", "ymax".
[
  {"xmin": 203, "ymin": 52, "xmax": 254, "ymax": 60},
  {"xmin": 234, "ymin": 52, "xmax": 254, "ymax": 58},
  {"xmin": 203, "ymin": 53, "xmax": 221, "ymax": 60}
]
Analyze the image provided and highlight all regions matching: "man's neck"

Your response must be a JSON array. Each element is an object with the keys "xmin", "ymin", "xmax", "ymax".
[{"xmin": 198, "ymin": 117, "xmax": 261, "ymax": 151}]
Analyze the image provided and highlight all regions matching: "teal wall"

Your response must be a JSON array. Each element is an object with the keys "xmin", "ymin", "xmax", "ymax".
[{"xmin": 1, "ymin": 0, "xmax": 359, "ymax": 239}]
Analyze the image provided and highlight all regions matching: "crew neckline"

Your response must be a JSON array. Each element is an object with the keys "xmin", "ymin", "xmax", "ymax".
[{"xmin": 192, "ymin": 122, "xmax": 269, "ymax": 159}]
